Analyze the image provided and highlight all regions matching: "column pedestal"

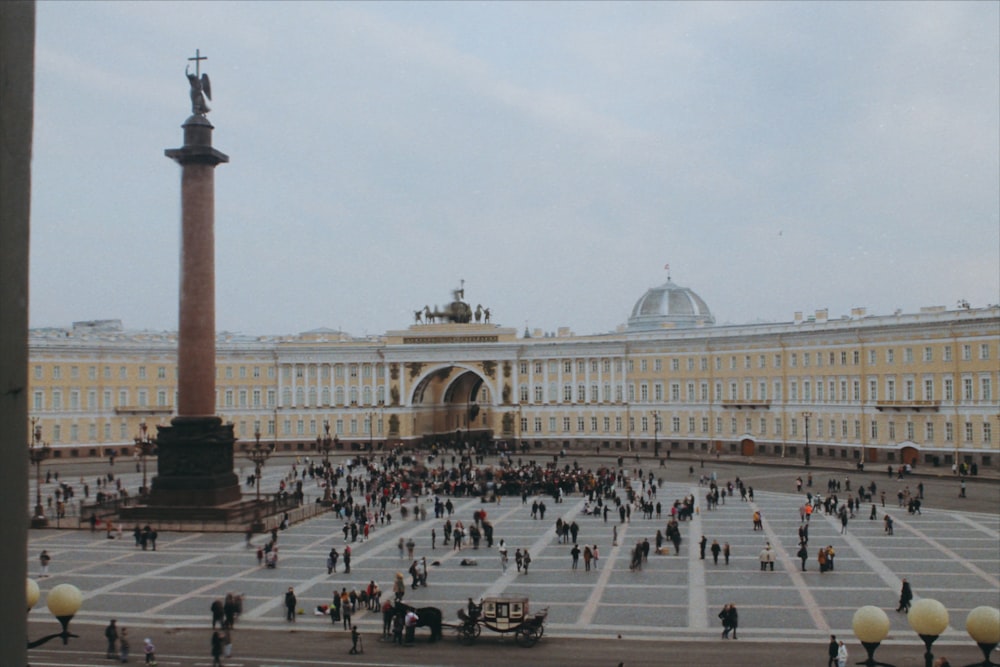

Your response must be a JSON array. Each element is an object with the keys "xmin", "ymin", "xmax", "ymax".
[{"xmin": 147, "ymin": 417, "xmax": 241, "ymax": 507}]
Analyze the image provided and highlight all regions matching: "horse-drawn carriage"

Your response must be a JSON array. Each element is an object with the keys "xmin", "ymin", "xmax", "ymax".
[{"xmin": 455, "ymin": 596, "xmax": 547, "ymax": 647}]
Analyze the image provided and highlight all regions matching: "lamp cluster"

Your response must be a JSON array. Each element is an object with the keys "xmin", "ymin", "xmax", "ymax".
[
  {"xmin": 26, "ymin": 580, "xmax": 83, "ymax": 648},
  {"xmin": 852, "ymin": 603, "xmax": 999, "ymax": 667}
]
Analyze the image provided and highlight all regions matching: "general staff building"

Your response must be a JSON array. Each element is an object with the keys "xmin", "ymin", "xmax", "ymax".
[{"xmin": 27, "ymin": 280, "xmax": 1000, "ymax": 472}]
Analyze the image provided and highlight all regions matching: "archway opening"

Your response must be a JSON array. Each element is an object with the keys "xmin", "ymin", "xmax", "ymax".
[{"xmin": 410, "ymin": 367, "xmax": 491, "ymax": 444}]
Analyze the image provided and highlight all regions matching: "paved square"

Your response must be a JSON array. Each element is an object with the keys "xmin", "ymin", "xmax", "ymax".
[{"xmin": 27, "ymin": 456, "xmax": 1000, "ymax": 658}]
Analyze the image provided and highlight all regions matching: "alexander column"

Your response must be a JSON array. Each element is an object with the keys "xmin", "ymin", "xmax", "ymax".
[{"xmin": 148, "ymin": 51, "xmax": 241, "ymax": 510}]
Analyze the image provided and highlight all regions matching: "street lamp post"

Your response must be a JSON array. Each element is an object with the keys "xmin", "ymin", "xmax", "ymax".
[
  {"xmin": 134, "ymin": 421, "xmax": 156, "ymax": 496},
  {"xmin": 851, "ymin": 602, "xmax": 998, "ymax": 667},
  {"xmin": 319, "ymin": 419, "xmax": 333, "ymax": 466},
  {"xmin": 29, "ymin": 418, "xmax": 51, "ymax": 528},
  {"xmin": 852, "ymin": 605, "xmax": 895, "ymax": 667},
  {"xmin": 26, "ymin": 581, "xmax": 83, "ymax": 648},
  {"xmin": 801, "ymin": 410, "xmax": 813, "ymax": 466},
  {"xmin": 908, "ymin": 599, "xmax": 950, "ymax": 667},
  {"xmin": 319, "ymin": 420, "xmax": 333, "ymax": 503},
  {"xmin": 246, "ymin": 427, "xmax": 274, "ymax": 532},
  {"xmin": 966, "ymin": 606, "xmax": 1000, "ymax": 667},
  {"xmin": 625, "ymin": 403, "xmax": 631, "ymax": 452},
  {"xmin": 652, "ymin": 410, "xmax": 660, "ymax": 459}
]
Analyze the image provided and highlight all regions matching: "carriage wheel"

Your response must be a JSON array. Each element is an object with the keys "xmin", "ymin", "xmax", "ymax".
[
  {"xmin": 515, "ymin": 625, "xmax": 540, "ymax": 647},
  {"xmin": 457, "ymin": 623, "xmax": 479, "ymax": 644}
]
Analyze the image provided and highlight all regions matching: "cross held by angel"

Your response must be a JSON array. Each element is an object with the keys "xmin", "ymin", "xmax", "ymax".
[{"xmin": 185, "ymin": 50, "xmax": 212, "ymax": 115}]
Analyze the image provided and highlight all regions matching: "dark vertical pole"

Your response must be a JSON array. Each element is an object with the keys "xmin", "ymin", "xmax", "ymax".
[{"xmin": 0, "ymin": 3, "xmax": 35, "ymax": 664}]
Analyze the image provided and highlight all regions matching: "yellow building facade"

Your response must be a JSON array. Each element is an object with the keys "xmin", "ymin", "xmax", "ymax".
[{"xmin": 27, "ymin": 284, "xmax": 1000, "ymax": 471}]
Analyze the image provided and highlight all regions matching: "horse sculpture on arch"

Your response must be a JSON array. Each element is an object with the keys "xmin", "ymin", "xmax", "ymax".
[{"xmin": 413, "ymin": 284, "xmax": 491, "ymax": 325}]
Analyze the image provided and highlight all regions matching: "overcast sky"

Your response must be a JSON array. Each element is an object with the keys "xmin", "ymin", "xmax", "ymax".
[{"xmin": 30, "ymin": 1, "xmax": 999, "ymax": 337}]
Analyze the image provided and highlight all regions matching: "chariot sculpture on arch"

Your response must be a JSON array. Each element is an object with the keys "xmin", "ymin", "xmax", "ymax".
[{"xmin": 185, "ymin": 48, "xmax": 212, "ymax": 115}]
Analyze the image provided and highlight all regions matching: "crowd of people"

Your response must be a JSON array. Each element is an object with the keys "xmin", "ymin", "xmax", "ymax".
[{"xmin": 39, "ymin": 438, "xmax": 965, "ymax": 665}]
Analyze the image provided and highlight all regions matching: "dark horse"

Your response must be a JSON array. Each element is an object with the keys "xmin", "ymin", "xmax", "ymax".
[{"xmin": 397, "ymin": 601, "xmax": 443, "ymax": 642}]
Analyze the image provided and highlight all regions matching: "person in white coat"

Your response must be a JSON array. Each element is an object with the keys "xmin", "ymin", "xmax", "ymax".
[{"xmin": 836, "ymin": 640, "xmax": 849, "ymax": 667}]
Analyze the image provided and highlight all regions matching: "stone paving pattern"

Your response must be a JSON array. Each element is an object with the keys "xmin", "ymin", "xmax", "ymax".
[{"xmin": 27, "ymin": 455, "xmax": 1000, "ymax": 663}]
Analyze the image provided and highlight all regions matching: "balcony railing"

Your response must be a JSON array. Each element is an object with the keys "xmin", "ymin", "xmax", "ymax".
[
  {"xmin": 114, "ymin": 406, "xmax": 173, "ymax": 415},
  {"xmin": 874, "ymin": 400, "xmax": 941, "ymax": 412},
  {"xmin": 721, "ymin": 399, "xmax": 772, "ymax": 410}
]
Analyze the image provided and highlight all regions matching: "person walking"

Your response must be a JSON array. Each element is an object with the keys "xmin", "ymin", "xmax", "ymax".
[
  {"xmin": 897, "ymin": 578, "xmax": 913, "ymax": 613},
  {"xmin": 723, "ymin": 542, "xmax": 731, "ymax": 565},
  {"xmin": 719, "ymin": 604, "xmax": 732, "ymax": 639},
  {"xmin": 221, "ymin": 627, "xmax": 232, "ymax": 660},
  {"xmin": 142, "ymin": 637, "xmax": 156, "ymax": 665},
  {"xmin": 393, "ymin": 572, "xmax": 405, "ymax": 601},
  {"xmin": 381, "ymin": 599, "xmax": 394, "ymax": 639},
  {"xmin": 210, "ymin": 629, "xmax": 224, "ymax": 667},
  {"xmin": 404, "ymin": 609, "xmax": 419, "ymax": 645},
  {"xmin": 759, "ymin": 544, "xmax": 771, "ymax": 571},
  {"xmin": 342, "ymin": 595, "xmax": 353, "ymax": 629},
  {"xmin": 727, "ymin": 603, "xmax": 739, "ymax": 639},
  {"xmin": 699, "ymin": 535, "xmax": 708, "ymax": 560},
  {"xmin": 522, "ymin": 548, "xmax": 532, "ymax": 574},
  {"xmin": 284, "ymin": 587, "xmax": 297, "ymax": 622},
  {"xmin": 119, "ymin": 626, "xmax": 130, "ymax": 663},
  {"xmin": 798, "ymin": 543, "xmax": 809, "ymax": 571},
  {"xmin": 349, "ymin": 625, "xmax": 361, "ymax": 654},
  {"xmin": 211, "ymin": 599, "xmax": 225, "ymax": 629},
  {"xmin": 39, "ymin": 550, "xmax": 51, "ymax": 578},
  {"xmin": 836, "ymin": 640, "xmax": 848, "ymax": 667},
  {"xmin": 570, "ymin": 543, "xmax": 581, "ymax": 570},
  {"xmin": 710, "ymin": 540, "xmax": 721, "ymax": 564},
  {"xmin": 827, "ymin": 635, "xmax": 839, "ymax": 667},
  {"xmin": 105, "ymin": 619, "xmax": 119, "ymax": 659}
]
